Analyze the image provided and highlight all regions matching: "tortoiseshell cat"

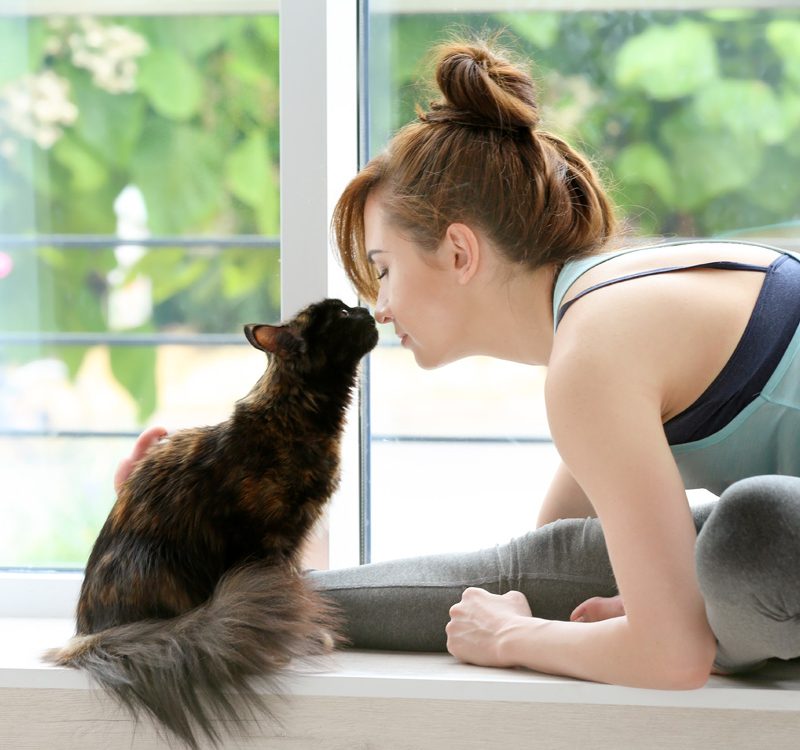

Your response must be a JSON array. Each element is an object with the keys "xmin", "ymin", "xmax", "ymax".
[{"xmin": 44, "ymin": 298, "xmax": 379, "ymax": 749}]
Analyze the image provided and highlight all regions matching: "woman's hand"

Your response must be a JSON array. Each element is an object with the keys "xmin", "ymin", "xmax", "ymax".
[
  {"xmin": 114, "ymin": 425, "xmax": 168, "ymax": 494},
  {"xmin": 446, "ymin": 587, "xmax": 532, "ymax": 668},
  {"xmin": 570, "ymin": 594, "xmax": 625, "ymax": 623}
]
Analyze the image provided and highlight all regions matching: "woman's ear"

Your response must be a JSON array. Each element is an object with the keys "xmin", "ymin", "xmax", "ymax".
[{"xmin": 444, "ymin": 222, "xmax": 481, "ymax": 285}]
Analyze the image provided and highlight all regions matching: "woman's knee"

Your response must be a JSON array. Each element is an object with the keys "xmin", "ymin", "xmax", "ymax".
[
  {"xmin": 696, "ymin": 475, "xmax": 800, "ymax": 596},
  {"xmin": 696, "ymin": 476, "xmax": 800, "ymax": 667}
]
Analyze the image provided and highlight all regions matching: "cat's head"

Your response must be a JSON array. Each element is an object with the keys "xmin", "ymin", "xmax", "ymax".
[{"xmin": 244, "ymin": 298, "xmax": 379, "ymax": 372}]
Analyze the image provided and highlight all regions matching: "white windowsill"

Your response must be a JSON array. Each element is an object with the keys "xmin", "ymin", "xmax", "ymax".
[{"xmin": 2, "ymin": 617, "xmax": 799, "ymax": 711}]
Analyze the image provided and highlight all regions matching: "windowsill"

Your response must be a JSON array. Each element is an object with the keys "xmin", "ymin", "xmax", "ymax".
[{"xmin": 2, "ymin": 617, "xmax": 799, "ymax": 710}]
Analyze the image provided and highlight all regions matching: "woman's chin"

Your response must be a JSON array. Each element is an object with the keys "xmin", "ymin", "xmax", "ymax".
[{"xmin": 411, "ymin": 347, "xmax": 458, "ymax": 371}]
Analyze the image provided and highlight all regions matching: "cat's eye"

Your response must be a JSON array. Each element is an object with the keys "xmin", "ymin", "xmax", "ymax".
[{"xmin": 339, "ymin": 308, "xmax": 350, "ymax": 317}]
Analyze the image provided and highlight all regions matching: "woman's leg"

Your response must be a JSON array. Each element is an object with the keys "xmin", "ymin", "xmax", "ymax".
[
  {"xmin": 309, "ymin": 504, "xmax": 715, "ymax": 653},
  {"xmin": 695, "ymin": 475, "xmax": 800, "ymax": 674},
  {"xmin": 308, "ymin": 516, "xmax": 623, "ymax": 652}
]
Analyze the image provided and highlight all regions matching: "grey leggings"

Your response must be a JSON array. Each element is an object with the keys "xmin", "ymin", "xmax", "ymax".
[{"xmin": 309, "ymin": 475, "xmax": 800, "ymax": 674}]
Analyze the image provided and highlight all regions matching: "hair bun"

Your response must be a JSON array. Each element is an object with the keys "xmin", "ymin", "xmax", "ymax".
[{"xmin": 422, "ymin": 40, "xmax": 540, "ymax": 132}]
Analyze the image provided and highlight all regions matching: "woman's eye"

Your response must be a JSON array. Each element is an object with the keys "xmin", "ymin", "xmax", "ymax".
[{"xmin": 376, "ymin": 268, "xmax": 388, "ymax": 280}]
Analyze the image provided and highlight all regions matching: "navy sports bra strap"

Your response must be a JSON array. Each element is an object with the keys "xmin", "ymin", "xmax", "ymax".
[{"xmin": 555, "ymin": 260, "xmax": 769, "ymax": 327}]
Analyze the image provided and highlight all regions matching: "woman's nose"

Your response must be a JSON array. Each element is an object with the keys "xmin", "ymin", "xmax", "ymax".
[{"xmin": 374, "ymin": 295, "xmax": 392, "ymax": 324}]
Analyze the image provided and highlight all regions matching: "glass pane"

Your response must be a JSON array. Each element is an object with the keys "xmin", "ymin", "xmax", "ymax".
[
  {"xmin": 0, "ymin": 12, "xmax": 281, "ymax": 568},
  {"xmin": 364, "ymin": 2, "xmax": 800, "ymax": 561}
]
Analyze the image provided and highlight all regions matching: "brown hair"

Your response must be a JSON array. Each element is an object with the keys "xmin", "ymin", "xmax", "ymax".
[{"xmin": 332, "ymin": 37, "xmax": 617, "ymax": 303}]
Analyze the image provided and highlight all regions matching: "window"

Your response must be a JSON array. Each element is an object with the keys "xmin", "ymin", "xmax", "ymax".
[
  {"xmin": 0, "ymin": 0, "xmax": 358, "ymax": 616},
  {"xmin": 3, "ymin": 0, "xmax": 799, "ymax": 609},
  {"xmin": 0, "ymin": 6, "xmax": 283, "ymax": 569},
  {"xmin": 363, "ymin": 1, "xmax": 800, "ymax": 562}
]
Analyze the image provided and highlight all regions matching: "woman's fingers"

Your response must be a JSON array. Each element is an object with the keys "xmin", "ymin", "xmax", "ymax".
[
  {"xmin": 570, "ymin": 594, "xmax": 625, "ymax": 623},
  {"xmin": 113, "ymin": 426, "xmax": 168, "ymax": 494}
]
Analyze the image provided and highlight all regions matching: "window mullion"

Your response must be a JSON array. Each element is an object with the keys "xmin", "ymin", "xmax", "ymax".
[{"xmin": 279, "ymin": 0, "xmax": 361, "ymax": 569}]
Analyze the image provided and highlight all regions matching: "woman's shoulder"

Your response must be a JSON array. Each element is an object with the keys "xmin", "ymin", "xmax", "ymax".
[
  {"xmin": 548, "ymin": 239, "xmax": 790, "ymax": 427},
  {"xmin": 553, "ymin": 239, "xmax": 788, "ymax": 327}
]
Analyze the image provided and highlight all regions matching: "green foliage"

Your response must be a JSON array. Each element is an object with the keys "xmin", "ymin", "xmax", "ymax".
[
  {"xmin": 614, "ymin": 143, "xmax": 675, "ymax": 205},
  {"xmin": 496, "ymin": 12, "xmax": 560, "ymax": 50},
  {"xmin": 0, "ymin": 14, "xmax": 282, "ymax": 426},
  {"xmin": 4, "ymin": 7, "xmax": 800, "ymax": 433},
  {"xmin": 136, "ymin": 49, "xmax": 205, "ymax": 121},
  {"xmin": 615, "ymin": 21, "xmax": 719, "ymax": 101},
  {"xmin": 110, "ymin": 337, "xmax": 157, "ymax": 424},
  {"xmin": 380, "ymin": 9, "xmax": 800, "ymax": 239},
  {"xmin": 767, "ymin": 20, "xmax": 800, "ymax": 82}
]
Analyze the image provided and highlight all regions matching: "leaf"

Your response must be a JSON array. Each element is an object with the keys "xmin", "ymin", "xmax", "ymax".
[
  {"xmin": 253, "ymin": 16, "xmax": 279, "ymax": 51},
  {"xmin": 130, "ymin": 248, "xmax": 209, "ymax": 304},
  {"xmin": 615, "ymin": 21, "xmax": 718, "ymax": 101},
  {"xmin": 221, "ymin": 250, "xmax": 279, "ymax": 300},
  {"xmin": 172, "ymin": 17, "xmax": 240, "ymax": 59},
  {"xmin": 136, "ymin": 48, "xmax": 204, "ymax": 121},
  {"xmin": 225, "ymin": 133, "xmax": 272, "ymax": 209},
  {"xmin": 131, "ymin": 122, "xmax": 225, "ymax": 233},
  {"xmin": 767, "ymin": 20, "xmax": 800, "ymax": 83},
  {"xmin": 692, "ymin": 80, "xmax": 786, "ymax": 145},
  {"xmin": 110, "ymin": 339, "xmax": 157, "ymax": 423},
  {"xmin": 496, "ymin": 12, "xmax": 560, "ymax": 50},
  {"xmin": 226, "ymin": 44, "xmax": 271, "ymax": 88},
  {"xmin": 51, "ymin": 133, "xmax": 109, "ymax": 192},
  {"xmin": 253, "ymin": 175, "xmax": 280, "ymax": 236},
  {"xmin": 138, "ymin": 15, "xmax": 245, "ymax": 59},
  {"xmin": 614, "ymin": 143, "xmax": 675, "ymax": 205},
  {"xmin": 705, "ymin": 10, "xmax": 755, "ymax": 22},
  {"xmin": 70, "ymin": 73, "xmax": 146, "ymax": 168},
  {"xmin": 745, "ymin": 147, "xmax": 800, "ymax": 215},
  {"xmin": 660, "ymin": 109, "xmax": 762, "ymax": 212},
  {"xmin": 782, "ymin": 90, "xmax": 800, "ymax": 159}
]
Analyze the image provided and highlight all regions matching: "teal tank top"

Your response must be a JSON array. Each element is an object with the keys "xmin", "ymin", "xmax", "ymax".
[{"xmin": 552, "ymin": 240, "xmax": 800, "ymax": 495}]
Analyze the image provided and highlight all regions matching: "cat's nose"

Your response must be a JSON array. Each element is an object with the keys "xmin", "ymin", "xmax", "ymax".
[{"xmin": 352, "ymin": 306, "xmax": 373, "ymax": 319}]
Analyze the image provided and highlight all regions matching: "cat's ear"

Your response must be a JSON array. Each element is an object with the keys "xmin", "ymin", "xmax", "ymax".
[{"xmin": 244, "ymin": 324, "xmax": 306, "ymax": 356}]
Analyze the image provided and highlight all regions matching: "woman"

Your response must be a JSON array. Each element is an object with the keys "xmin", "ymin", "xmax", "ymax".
[{"xmin": 120, "ymin": 39, "xmax": 800, "ymax": 688}]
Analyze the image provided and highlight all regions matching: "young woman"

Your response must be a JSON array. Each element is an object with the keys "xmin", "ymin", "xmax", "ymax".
[{"xmin": 119, "ymin": 40, "xmax": 800, "ymax": 688}]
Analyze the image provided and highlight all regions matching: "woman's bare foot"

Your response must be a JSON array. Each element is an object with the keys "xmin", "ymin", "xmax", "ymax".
[{"xmin": 570, "ymin": 594, "xmax": 625, "ymax": 623}]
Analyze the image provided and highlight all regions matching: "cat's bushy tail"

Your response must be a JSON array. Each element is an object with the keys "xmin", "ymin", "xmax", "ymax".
[{"xmin": 43, "ymin": 565, "xmax": 341, "ymax": 749}]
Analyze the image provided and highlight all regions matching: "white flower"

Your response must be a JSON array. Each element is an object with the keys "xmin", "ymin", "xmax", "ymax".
[
  {"xmin": 0, "ymin": 70, "xmax": 79, "ymax": 150},
  {"xmin": 34, "ymin": 125, "xmax": 60, "ymax": 149},
  {"xmin": 61, "ymin": 17, "xmax": 148, "ymax": 95}
]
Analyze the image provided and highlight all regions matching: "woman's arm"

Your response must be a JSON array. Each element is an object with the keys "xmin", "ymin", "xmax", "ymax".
[
  {"xmin": 536, "ymin": 461, "xmax": 596, "ymax": 527},
  {"xmin": 448, "ymin": 304, "xmax": 717, "ymax": 688},
  {"xmin": 543, "ymin": 317, "xmax": 715, "ymax": 686}
]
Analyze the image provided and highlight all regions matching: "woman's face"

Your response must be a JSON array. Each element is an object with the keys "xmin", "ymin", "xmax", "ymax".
[{"xmin": 363, "ymin": 192, "xmax": 468, "ymax": 369}]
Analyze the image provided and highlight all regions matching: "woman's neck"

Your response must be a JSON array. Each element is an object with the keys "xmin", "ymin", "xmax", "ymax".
[{"xmin": 465, "ymin": 262, "xmax": 558, "ymax": 366}]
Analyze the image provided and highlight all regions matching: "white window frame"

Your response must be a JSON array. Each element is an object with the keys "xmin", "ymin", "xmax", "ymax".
[{"xmin": 0, "ymin": 0, "xmax": 360, "ymax": 617}]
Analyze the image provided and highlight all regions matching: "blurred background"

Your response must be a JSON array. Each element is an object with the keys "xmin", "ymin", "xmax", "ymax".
[{"xmin": 1, "ymin": 2, "xmax": 798, "ymax": 567}]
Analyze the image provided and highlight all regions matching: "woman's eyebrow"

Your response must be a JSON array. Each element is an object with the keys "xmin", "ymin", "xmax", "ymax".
[{"xmin": 366, "ymin": 250, "xmax": 386, "ymax": 264}]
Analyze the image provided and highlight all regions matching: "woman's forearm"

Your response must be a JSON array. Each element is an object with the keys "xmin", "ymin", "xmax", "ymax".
[{"xmin": 498, "ymin": 614, "xmax": 713, "ymax": 690}]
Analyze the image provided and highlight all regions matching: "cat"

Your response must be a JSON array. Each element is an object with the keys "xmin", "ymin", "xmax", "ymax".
[{"xmin": 44, "ymin": 298, "xmax": 379, "ymax": 749}]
